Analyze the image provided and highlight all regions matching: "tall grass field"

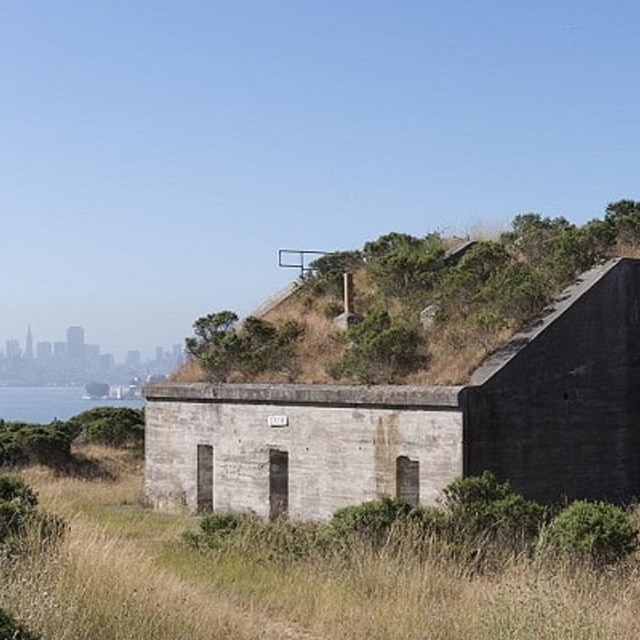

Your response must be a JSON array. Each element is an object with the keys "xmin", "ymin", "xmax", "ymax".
[{"xmin": 3, "ymin": 446, "xmax": 640, "ymax": 639}]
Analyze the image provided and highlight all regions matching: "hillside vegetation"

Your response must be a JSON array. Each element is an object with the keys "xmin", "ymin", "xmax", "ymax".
[{"xmin": 177, "ymin": 200, "xmax": 640, "ymax": 385}]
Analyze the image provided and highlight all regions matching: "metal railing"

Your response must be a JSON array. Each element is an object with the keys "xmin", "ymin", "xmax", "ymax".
[{"xmin": 278, "ymin": 249, "xmax": 330, "ymax": 276}]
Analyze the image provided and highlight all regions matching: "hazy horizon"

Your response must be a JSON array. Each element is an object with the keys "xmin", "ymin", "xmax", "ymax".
[
  {"xmin": 0, "ymin": 323, "xmax": 180, "ymax": 364},
  {"xmin": 3, "ymin": 1, "xmax": 640, "ymax": 358}
]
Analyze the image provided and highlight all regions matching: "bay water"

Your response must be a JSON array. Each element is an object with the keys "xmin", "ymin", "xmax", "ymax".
[{"xmin": 0, "ymin": 386, "xmax": 145, "ymax": 423}]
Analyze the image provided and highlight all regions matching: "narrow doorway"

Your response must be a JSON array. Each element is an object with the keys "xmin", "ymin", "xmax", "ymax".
[
  {"xmin": 197, "ymin": 444, "xmax": 214, "ymax": 512},
  {"xmin": 396, "ymin": 456, "xmax": 420, "ymax": 506},
  {"xmin": 269, "ymin": 449, "xmax": 289, "ymax": 520}
]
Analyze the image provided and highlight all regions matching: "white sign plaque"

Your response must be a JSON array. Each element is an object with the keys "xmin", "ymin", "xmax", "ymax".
[{"xmin": 267, "ymin": 415, "xmax": 289, "ymax": 428}]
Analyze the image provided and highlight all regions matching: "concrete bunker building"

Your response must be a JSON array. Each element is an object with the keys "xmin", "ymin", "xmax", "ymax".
[{"xmin": 145, "ymin": 258, "xmax": 640, "ymax": 519}]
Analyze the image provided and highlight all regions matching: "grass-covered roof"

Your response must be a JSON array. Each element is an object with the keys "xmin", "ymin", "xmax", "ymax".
[{"xmin": 175, "ymin": 200, "xmax": 640, "ymax": 385}]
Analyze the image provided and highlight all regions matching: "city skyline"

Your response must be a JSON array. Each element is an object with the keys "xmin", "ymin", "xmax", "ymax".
[
  {"xmin": 1, "ymin": 323, "xmax": 181, "ymax": 365},
  {"xmin": 0, "ymin": 322, "xmax": 184, "ymax": 387}
]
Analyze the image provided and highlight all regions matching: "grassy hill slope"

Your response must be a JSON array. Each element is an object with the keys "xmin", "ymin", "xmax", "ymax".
[{"xmin": 176, "ymin": 202, "xmax": 640, "ymax": 385}]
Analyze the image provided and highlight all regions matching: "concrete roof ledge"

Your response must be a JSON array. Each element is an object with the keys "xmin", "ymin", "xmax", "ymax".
[{"xmin": 144, "ymin": 382, "xmax": 464, "ymax": 408}]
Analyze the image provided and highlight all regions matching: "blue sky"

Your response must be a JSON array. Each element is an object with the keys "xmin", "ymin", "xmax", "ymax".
[{"xmin": 2, "ymin": 1, "xmax": 639, "ymax": 359}]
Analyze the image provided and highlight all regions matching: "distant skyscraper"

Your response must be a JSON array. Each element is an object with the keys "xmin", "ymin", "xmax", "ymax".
[
  {"xmin": 99, "ymin": 353, "xmax": 114, "ymax": 372},
  {"xmin": 5, "ymin": 339, "xmax": 21, "ymax": 360},
  {"xmin": 25, "ymin": 325, "xmax": 33, "ymax": 359},
  {"xmin": 67, "ymin": 326, "xmax": 85, "ymax": 366},
  {"xmin": 155, "ymin": 346, "xmax": 164, "ymax": 362},
  {"xmin": 53, "ymin": 341, "xmax": 67, "ymax": 360},
  {"xmin": 36, "ymin": 341, "xmax": 52, "ymax": 360},
  {"xmin": 125, "ymin": 350, "xmax": 141, "ymax": 368},
  {"xmin": 85, "ymin": 344, "xmax": 100, "ymax": 371}
]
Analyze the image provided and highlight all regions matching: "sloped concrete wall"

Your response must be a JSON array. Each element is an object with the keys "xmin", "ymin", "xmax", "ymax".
[
  {"xmin": 145, "ymin": 384, "xmax": 463, "ymax": 520},
  {"xmin": 465, "ymin": 259, "xmax": 640, "ymax": 503}
]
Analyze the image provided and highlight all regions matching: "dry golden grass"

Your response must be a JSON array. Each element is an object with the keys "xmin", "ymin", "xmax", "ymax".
[
  {"xmin": 616, "ymin": 243, "xmax": 640, "ymax": 259},
  {"xmin": 170, "ymin": 238, "xmax": 526, "ymax": 386},
  {"xmin": 263, "ymin": 294, "xmax": 344, "ymax": 384},
  {"xmin": 2, "ymin": 449, "xmax": 320, "ymax": 640},
  {"xmin": 170, "ymin": 357, "xmax": 206, "ymax": 382},
  {"xmin": 6, "ymin": 450, "xmax": 640, "ymax": 639}
]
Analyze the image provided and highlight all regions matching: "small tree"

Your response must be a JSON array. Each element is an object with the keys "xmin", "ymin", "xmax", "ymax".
[
  {"xmin": 185, "ymin": 311, "xmax": 242, "ymax": 381},
  {"xmin": 604, "ymin": 199, "xmax": 640, "ymax": 248},
  {"xmin": 306, "ymin": 251, "xmax": 364, "ymax": 298}
]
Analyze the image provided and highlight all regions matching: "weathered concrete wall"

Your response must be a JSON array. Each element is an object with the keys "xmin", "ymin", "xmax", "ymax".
[
  {"xmin": 145, "ymin": 384, "xmax": 463, "ymax": 520},
  {"xmin": 465, "ymin": 259, "xmax": 640, "ymax": 503}
]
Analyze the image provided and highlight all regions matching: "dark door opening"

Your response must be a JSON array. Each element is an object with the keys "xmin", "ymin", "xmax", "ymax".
[
  {"xmin": 269, "ymin": 449, "xmax": 289, "ymax": 520},
  {"xmin": 396, "ymin": 456, "xmax": 419, "ymax": 506},
  {"xmin": 197, "ymin": 444, "xmax": 214, "ymax": 512}
]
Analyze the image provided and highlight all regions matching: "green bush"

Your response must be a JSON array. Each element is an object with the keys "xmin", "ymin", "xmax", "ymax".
[
  {"xmin": 199, "ymin": 512, "xmax": 244, "ymax": 536},
  {"xmin": 0, "ymin": 475, "xmax": 65, "ymax": 551},
  {"xmin": 545, "ymin": 500, "xmax": 638, "ymax": 565},
  {"xmin": 328, "ymin": 311, "xmax": 423, "ymax": 383},
  {"xmin": 363, "ymin": 232, "xmax": 446, "ymax": 301},
  {"xmin": 604, "ymin": 199, "xmax": 640, "ymax": 248},
  {"xmin": 0, "ymin": 420, "xmax": 75, "ymax": 468},
  {"xmin": 185, "ymin": 512, "xmax": 321, "ymax": 561},
  {"xmin": 306, "ymin": 251, "xmax": 364, "ymax": 298},
  {"xmin": 186, "ymin": 499, "xmax": 437, "ymax": 559},
  {"xmin": 185, "ymin": 311, "xmax": 302, "ymax": 382},
  {"xmin": 326, "ymin": 496, "xmax": 440, "ymax": 546},
  {"xmin": 239, "ymin": 316, "xmax": 302, "ymax": 376},
  {"xmin": 0, "ymin": 476, "xmax": 38, "ymax": 544},
  {"xmin": 0, "ymin": 475, "xmax": 38, "ymax": 506},
  {"xmin": 437, "ymin": 242, "xmax": 546, "ymax": 331},
  {"xmin": 184, "ymin": 512, "xmax": 246, "ymax": 550},
  {"xmin": 67, "ymin": 407, "xmax": 144, "ymax": 449},
  {"xmin": 0, "ymin": 608, "xmax": 40, "ymax": 640},
  {"xmin": 442, "ymin": 471, "xmax": 546, "ymax": 542}
]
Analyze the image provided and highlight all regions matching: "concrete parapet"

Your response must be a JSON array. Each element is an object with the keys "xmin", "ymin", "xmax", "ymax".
[
  {"xmin": 249, "ymin": 281, "xmax": 300, "ymax": 318},
  {"xmin": 144, "ymin": 382, "xmax": 464, "ymax": 409}
]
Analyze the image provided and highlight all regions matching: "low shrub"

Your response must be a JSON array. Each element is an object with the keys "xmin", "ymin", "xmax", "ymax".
[
  {"xmin": 0, "ymin": 475, "xmax": 66, "ymax": 550},
  {"xmin": 0, "ymin": 420, "xmax": 75, "ymax": 468},
  {"xmin": 545, "ymin": 500, "xmax": 638, "ymax": 565},
  {"xmin": 442, "ymin": 471, "xmax": 546, "ymax": 544},
  {"xmin": 199, "ymin": 512, "xmax": 244, "ymax": 536},
  {"xmin": 185, "ymin": 311, "xmax": 302, "ymax": 382},
  {"xmin": 182, "ymin": 476, "xmax": 640, "ymax": 572},
  {"xmin": 303, "ymin": 251, "xmax": 364, "ymax": 298},
  {"xmin": 363, "ymin": 232, "xmax": 446, "ymax": 302},
  {"xmin": 67, "ymin": 407, "xmax": 145, "ymax": 449},
  {"xmin": 328, "ymin": 497, "xmax": 416, "ymax": 544},
  {"xmin": 183, "ymin": 512, "xmax": 246, "ymax": 550},
  {"xmin": 0, "ymin": 476, "xmax": 38, "ymax": 544},
  {"xmin": 239, "ymin": 316, "xmax": 302, "ymax": 376},
  {"xmin": 0, "ymin": 608, "xmax": 39, "ymax": 640},
  {"xmin": 184, "ymin": 512, "xmax": 321, "ymax": 561},
  {"xmin": 328, "ymin": 311, "xmax": 424, "ymax": 383}
]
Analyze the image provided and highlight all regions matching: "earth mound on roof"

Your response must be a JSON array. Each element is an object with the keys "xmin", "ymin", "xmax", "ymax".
[{"xmin": 174, "ymin": 201, "xmax": 640, "ymax": 386}]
